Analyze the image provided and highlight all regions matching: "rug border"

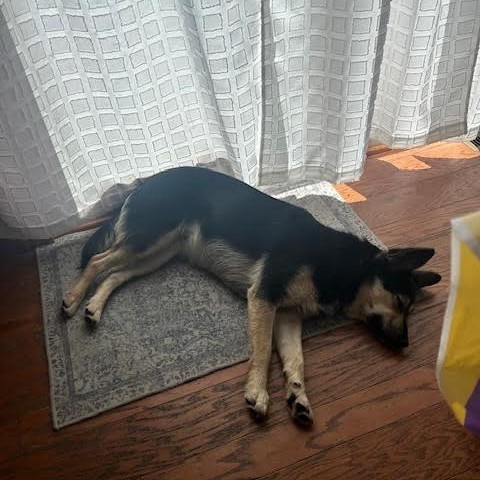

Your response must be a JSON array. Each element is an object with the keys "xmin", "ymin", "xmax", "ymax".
[{"xmin": 36, "ymin": 244, "xmax": 62, "ymax": 430}]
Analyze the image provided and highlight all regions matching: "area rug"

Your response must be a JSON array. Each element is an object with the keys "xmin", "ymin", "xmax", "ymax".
[{"xmin": 37, "ymin": 192, "xmax": 383, "ymax": 429}]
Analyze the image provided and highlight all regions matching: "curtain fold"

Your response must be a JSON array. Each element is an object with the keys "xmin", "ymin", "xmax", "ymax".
[
  {"xmin": 0, "ymin": 0, "xmax": 479, "ymax": 239},
  {"xmin": 371, "ymin": 0, "xmax": 480, "ymax": 148}
]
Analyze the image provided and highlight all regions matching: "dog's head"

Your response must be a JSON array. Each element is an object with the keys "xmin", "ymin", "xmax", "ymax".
[{"xmin": 345, "ymin": 247, "xmax": 441, "ymax": 349}]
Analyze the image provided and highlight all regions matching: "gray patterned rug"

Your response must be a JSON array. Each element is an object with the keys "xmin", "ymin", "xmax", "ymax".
[{"xmin": 37, "ymin": 194, "xmax": 383, "ymax": 429}]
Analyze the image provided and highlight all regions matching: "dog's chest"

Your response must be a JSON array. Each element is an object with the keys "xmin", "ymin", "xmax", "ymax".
[{"xmin": 280, "ymin": 268, "xmax": 323, "ymax": 317}]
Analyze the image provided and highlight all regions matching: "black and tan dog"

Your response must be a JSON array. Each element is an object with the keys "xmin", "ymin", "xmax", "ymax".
[{"xmin": 62, "ymin": 167, "xmax": 441, "ymax": 424}]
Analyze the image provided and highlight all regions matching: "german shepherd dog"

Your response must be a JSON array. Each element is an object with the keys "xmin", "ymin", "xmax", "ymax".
[{"xmin": 62, "ymin": 167, "xmax": 441, "ymax": 424}]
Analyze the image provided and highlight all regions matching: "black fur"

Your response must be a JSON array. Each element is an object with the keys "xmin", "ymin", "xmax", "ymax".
[
  {"xmin": 85, "ymin": 167, "xmax": 382, "ymax": 307},
  {"xmin": 77, "ymin": 166, "xmax": 441, "ymax": 349}
]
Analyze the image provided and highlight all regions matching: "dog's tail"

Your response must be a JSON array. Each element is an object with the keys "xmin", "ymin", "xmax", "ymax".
[
  {"xmin": 80, "ymin": 209, "xmax": 120, "ymax": 269},
  {"xmin": 80, "ymin": 177, "xmax": 147, "ymax": 269}
]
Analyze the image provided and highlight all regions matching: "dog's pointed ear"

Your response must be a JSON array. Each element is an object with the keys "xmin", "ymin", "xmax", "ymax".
[
  {"xmin": 379, "ymin": 248, "xmax": 435, "ymax": 272},
  {"xmin": 412, "ymin": 270, "xmax": 441, "ymax": 289}
]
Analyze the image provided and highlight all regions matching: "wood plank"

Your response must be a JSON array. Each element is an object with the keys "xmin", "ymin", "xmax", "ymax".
[
  {"xmin": 447, "ymin": 466, "xmax": 480, "ymax": 480},
  {"xmin": 0, "ymin": 251, "xmax": 42, "ymax": 324},
  {"xmin": 14, "ymin": 210, "xmax": 448, "ymax": 447},
  {"xmin": 0, "ymin": 327, "xmax": 49, "ymax": 419},
  {"xmin": 2, "ymin": 368, "xmax": 443, "ymax": 480},
  {"xmin": 140, "ymin": 368, "xmax": 440, "ymax": 480},
  {"xmin": 0, "ymin": 418, "xmax": 20, "ymax": 464},
  {"xmin": 1, "ymin": 142, "xmax": 477, "ymax": 480},
  {"xmin": 351, "ymin": 162, "xmax": 480, "ymax": 230},
  {"xmin": 260, "ymin": 403, "xmax": 480, "ymax": 480},
  {"xmin": 368, "ymin": 140, "xmax": 480, "ymax": 163},
  {"xmin": 9, "ymin": 295, "xmax": 447, "ymax": 480},
  {"xmin": 11, "ymin": 218, "xmax": 450, "ymax": 470},
  {"xmin": 15, "ymin": 307, "xmax": 364, "ymax": 458},
  {"xmin": 372, "ymin": 196, "xmax": 480, "ymax": 247},
  {"xmin": 338, "ymin": 144, "xmax": 480, "ymax": 203}
]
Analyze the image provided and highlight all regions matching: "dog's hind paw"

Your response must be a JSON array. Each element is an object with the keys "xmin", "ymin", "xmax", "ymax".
[
  {"xmin": 84, "ymin": 305, "xmax": 101, "ymax": 327},
  {"xmin": 61, "ymin": 294, "xmax": 81, "ymax": 318},
  {"xmin": 244, "ymin": 388, "xmax": 269, "ymax": 421}
]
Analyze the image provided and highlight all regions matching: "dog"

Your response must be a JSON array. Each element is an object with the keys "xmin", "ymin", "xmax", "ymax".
[{"xmin": 62, "ymin": 166, "xmax": 441, "ymax": 425}]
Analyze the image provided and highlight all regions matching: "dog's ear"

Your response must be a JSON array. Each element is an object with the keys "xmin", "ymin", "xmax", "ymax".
[
  {"xmin": 379, "ymin": 248, "xmax": 435, "ymax": 272},
  {"xmin": 412, "ymin": 270, "xmax": 441, "ymax": 289}
]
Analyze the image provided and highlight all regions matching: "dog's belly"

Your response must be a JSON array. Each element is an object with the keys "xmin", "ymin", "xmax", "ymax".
[{"xmin": 179, "ymin": 224, "xmax": 260, "ymax": 297}]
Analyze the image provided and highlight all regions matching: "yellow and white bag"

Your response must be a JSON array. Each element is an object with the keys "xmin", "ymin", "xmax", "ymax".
[{"xmin": 437, "ymin": 211, "xmax": 480, "ymax": 436}]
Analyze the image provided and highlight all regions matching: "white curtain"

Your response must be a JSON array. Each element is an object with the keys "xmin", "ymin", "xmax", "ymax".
[
  {"xmin": 0, "ymin": 0, "xmax": 479, "ymax": 239},
  {"xmin": 372, "ymin": 0, "xmax": 480, "ymax": 147}
]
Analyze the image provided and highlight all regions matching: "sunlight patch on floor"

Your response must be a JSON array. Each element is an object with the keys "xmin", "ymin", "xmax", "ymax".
[
  {"xmin": 377, "ymin": 155, "xmax": 431, "ymax": 171},
  {"xmin": 371, "ymin": 141, "xmax": 480, "ymax": 166},
  {"xmin": 334, "ymin": 184, "xmax": 367, "ymax": 204}
]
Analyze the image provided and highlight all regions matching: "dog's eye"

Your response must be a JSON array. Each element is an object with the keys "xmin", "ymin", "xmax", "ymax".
[
  {"xmin": 395, "ymin": 295, "xmax": 404, "ymax": 310},
  {"xmin": 396, "ymin": 294, "xmax": 413, "ymax": 314}
]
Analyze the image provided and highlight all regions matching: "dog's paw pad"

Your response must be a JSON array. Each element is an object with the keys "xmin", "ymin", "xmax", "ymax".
[
  {"xmin": 246, "ymin": 404, "xmax": 267, "ymax": 422},
  {"xmin": 244, "ymin": 388, "xmax": 269, "ymax": 421},
  {"xmin": 84, "ymin": 308, "xmax": 100, "ymax": 328},
  {"xmin": 287, "ymin": 394, "xmax": 314, "ymax": 426},
  {"xmin": 295, "ymin": 402, "xmax": 309, "ymax": 414},
  {"xmin": 294, "ymin": 408, "xmax": 313, "ymax": 426}
]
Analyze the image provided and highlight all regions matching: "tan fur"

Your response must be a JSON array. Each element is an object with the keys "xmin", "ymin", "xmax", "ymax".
[
  {"xmin": 112, "ymin": 193, "xmax": 134, "ymax": 244},
  {"xmin": 345, "ymin": 278, "xmax": 404, "ymax": 333},
  {"xmin": 84, "ymin": 243, "xmax": 181, "ymax": 323},
  {"xmin": 62, "ymin": 248, "xmax": 129, "ymax": 317},
  {"xmin": 347, "ymin": 278, "xmax": 391, "ymax": 315},
  {"xmin": 274, "ymin": 309, "xmax": 313, "ymax": 422},
  {"xmin": 63, "ymin": 229, "xmax": 181, "ymax": 318},
  {"xmin": 281, "ymin": 267, "xmax": 321, "ymax": 317},
  {"xmin": 181, "ymin": 223, "xmax": 259, "ymax": 296},
  {"xmin": 244, "ymin": 284, "xmax": 276, "ymax": 417}
]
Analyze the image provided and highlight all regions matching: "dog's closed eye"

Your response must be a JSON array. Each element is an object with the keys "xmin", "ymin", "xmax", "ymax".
[{"xmin": 395, "ymin": 294, "xmax": 413, "ymax": 314}]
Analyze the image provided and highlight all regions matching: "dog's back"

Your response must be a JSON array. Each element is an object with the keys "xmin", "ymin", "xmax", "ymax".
[
  {"xmin": 81, "ymin": 166, "xmax": 376, "ymax": 302},
  {"xmin": 116, "ymin": 166, "xmax": 310, "ymax": 255},
  {"xmin": 83, "ymin": 167, "xmax": 320, "ymax": 295}
]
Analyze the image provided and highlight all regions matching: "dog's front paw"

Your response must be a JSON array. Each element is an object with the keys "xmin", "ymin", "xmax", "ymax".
[
  {"xmin": 244, "ymin": 386, "xmax": 269, "ymax": 421},
  {"xmin": 287, "ymin": 392, "xmax": 313, "ymax": 426}
]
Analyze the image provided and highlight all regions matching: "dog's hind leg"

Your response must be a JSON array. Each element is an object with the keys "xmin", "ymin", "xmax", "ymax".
[
  {"xmin": 274, "ymin": 310, "xmax": 313, "ymax": 425},
  {"xmin": 84, "ymin": 243, "xmax": 180, "ymax": 325},
  {"xmin": 62, "ymin": 247, "xmax": 129, "ymax": 318},
  {"xmin": 244, "ymin": 287, "xmax": 276, "ymax": 421}
]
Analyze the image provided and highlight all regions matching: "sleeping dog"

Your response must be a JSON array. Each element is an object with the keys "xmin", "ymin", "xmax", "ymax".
[{"xmin": 62, "ymin": 167, "xmax": 441, "ymax": 424}]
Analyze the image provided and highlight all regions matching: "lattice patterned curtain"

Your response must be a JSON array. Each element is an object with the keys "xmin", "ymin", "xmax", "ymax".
[{"xmin": 0, "ymin": 0, "xmax": 479, "ymax": 238}]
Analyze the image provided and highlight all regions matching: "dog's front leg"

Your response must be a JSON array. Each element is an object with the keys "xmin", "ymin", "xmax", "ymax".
[
  {"xmin": 274, "ymin": 309, "xmax": 313, "ymax": 425},
  {"xmin": 244, "ymin": 287, "xmax": 276, "ymax": 420}
]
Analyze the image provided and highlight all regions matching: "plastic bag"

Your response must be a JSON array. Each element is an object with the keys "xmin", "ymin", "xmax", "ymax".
[{"xmin": 437, "ymin": 211, "xmax": 480, "ymax": 436}]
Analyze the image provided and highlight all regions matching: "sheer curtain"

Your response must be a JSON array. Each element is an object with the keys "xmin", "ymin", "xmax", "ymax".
[
  {"xmin": 372, "ymin": 0, "xmax": 480, "ymax": 147},
  {"xmin": 0, "ymin": 0, "xmax": 479, "ymax": 239}
]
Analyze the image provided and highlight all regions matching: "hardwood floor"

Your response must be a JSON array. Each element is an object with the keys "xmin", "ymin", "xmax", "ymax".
[{"xmin": 2, "ymin": 141, "xmax": 480, "ymax": 479}]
